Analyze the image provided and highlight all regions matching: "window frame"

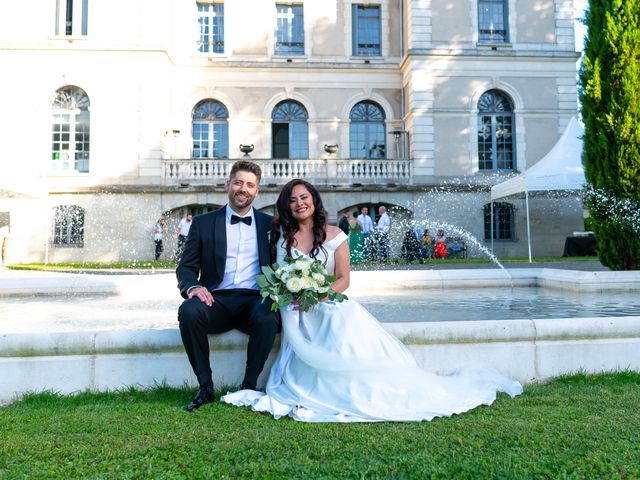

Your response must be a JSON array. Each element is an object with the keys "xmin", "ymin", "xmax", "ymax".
[
  {"xmin": 352, "ymin": 4, "xmax": 382, "ymax": 56},
  {"xmin": 192, "ymin": 100, "xmax": 229, "ymax": 159},
  {"xmin": 477, "ymin": 90, "xmax": 515, "ymax": 172},
  {"xmin": 55, "ymin": 0, "xmax": 89, "ymax": 36},
  {"xmin": 349, "ymin": 101, "xmax": 386, "ymax": 159},
  {"xmin": 51, "ymin": 86, "xmax": 90, "ymax": 173},
  {"xmin": 478, "ymin": 0, "xmax": 509, "ymax": 43},
  {"xmin": 52, "ymin": 205, "xmax": 85, "ymax": 248},
  {"xmin": 484, "ymin": 202, "xmax": 515, "ymax": 241},
  {"xmin": 274, "ymin": 4, "xmax": 305, "ymax": 55},
  {"xmin": 271, "ymin": 100, "xmax": 309, "ymax": 159},
  {"xmin": 197, "ymin": 2, "xmax": 225, "ymax": 53}
]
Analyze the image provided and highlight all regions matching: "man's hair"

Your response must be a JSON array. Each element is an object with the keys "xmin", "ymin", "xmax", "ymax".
[{"xmin": 229, "ymin": 160, "xmax": 262, "ymax": 183}]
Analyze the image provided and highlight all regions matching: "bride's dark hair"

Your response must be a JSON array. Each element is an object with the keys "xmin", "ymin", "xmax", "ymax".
[{"xmin": 270, "ymin": 179, "xmax": 328, "ymax": 260}]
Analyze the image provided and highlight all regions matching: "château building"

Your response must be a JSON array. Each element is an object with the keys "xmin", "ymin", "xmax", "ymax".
[{"xmin": 0, "ymin": 0, "xmax": 582, "ymax": 263}]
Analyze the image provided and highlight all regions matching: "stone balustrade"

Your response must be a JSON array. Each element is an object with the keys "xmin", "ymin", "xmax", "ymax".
[{"xmin": 163, "ymin": 158, "xmax": 413, "ymax": 185}]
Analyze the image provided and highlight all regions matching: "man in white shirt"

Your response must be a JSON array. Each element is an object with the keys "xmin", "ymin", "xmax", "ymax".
[
  {"xmin": 174, "ymin": 212, "xmax": 192, "ymax": 260},
  {"xmin": 376, "ymin": 205, "xmax": 391, "ymax": 261},
  {"xmin": 176, "ymin": 161, "xmax": 279, "ymax": 411},
  {"xmin": 357, "ymin": 207, "xmax": 374, "ymax": 237},
  {"xmin": 357, "ymin": 207, "xmax": 374, "ymax": 261}
]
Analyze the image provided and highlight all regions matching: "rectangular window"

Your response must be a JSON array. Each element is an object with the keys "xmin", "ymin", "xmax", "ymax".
[
  {"xmin": 478, "ymin": 116, "xmax": 493, "ymax": 170},
  {"xmin": 55, "ymin": 0, "xmax": 88, "ymax": 36},
  {"xmin": 192, "ymin": 123, "xmax": 229, "ymax": 158},
  {"xmin": 495, "ymin": 116, "xmax": 513, "ymax": 170},
  {"xmin": 192, "ymin": 123, "xmax": 209, "ymax": 158},
  {"xmin": 478, "ymin": 0, "xmax": 508, "ymax": 43},
  {"xmin": 74, "ymin": 111, "xmax": 90, "ymax": 172},
  {"xmin": 275, "ymin": 4, "xmax": 304, "ymax": 55},
  {"xmin": 198, "ymin": 2, "xmax": 225, "ymax": 53},
  {"xmin": 213, "ymin": 124, "xmax": 229, "ymax": 158},
  {"xmin": 352, "ymin": 5, "xmax": 381, "ymax": 56},
  {"xmin": 288, "ymin": 122, "xmax": 309, "ymax": 159},
  {"xmin": 484, "ymin": 204, "xmax": 514, "ymax": 240},
  {"xmin": 52, "ymin": 114, "xmax": 72, "ymax": 170}
]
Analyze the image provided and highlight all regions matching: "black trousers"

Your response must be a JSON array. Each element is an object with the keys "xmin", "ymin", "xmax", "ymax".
[{"xmin": 178, "ymin": 289, "xmax": 279, "ymax": 390}]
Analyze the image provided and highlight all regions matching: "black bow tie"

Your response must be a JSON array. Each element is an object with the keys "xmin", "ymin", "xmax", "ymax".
[{"xmin": 230, "ymin": 214, "xmax": 252, "ymax": 226}]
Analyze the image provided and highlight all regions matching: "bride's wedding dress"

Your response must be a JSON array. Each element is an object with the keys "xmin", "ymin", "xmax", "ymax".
[{"xmin": 222, "ymin": 231, "xmax": 522, "ymax": 422}]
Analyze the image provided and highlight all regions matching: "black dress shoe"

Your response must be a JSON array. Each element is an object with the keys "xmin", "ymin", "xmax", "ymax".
[{"xmin": 187, "ymin": 386, "xmax": 215, "ymax": 412}]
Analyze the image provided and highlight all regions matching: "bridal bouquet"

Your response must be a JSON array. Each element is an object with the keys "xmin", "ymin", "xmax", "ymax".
[{"xmin": 256, "ymin": 256, "xmax": 348, "ymax": 312}]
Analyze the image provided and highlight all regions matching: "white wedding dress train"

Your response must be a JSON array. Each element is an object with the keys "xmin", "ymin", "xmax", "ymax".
[{"xmin": 221, "ymin": 232, "xmax": 522, "ymax": 422}]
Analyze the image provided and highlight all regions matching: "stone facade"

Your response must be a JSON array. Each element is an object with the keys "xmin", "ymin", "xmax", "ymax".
[{"xmin": 0, "ymin": 0, "xmax": 581, "ymax": 263}]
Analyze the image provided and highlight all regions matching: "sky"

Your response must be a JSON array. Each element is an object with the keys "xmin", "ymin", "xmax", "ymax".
[{"xmin": 575, "ymin": 0, "xmax": 588, "ymax": 52}]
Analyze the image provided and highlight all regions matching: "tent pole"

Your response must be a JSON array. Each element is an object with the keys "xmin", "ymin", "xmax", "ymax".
[
  {"xmin": 525, "ymin": 189, "xmax": 532, "ymax": 263},
  {"xmin": 490, "ymin": 200, "xmax": 494, "ymax": 253}
]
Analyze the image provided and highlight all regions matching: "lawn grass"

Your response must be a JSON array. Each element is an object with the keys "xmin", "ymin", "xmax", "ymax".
[
  {"xmin": 5, "ymin": 260, "xmax": 177, "ymax": 271},
  {"xmin": 5, "ymin": 256, "xmax": 600, "ymax": 272},
  {"xmin": 1, "ymin": 372, "xmax": 638, "ymax": 479}
]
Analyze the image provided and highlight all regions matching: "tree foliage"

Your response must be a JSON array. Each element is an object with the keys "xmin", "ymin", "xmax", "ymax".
[{"xmin": 579, "ymin": 0, "xmax": 640, "ymax": 270}]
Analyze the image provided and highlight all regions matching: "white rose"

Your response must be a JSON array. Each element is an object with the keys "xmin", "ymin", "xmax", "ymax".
[
  {"xmin": 294, "ymin": 259, "xmax": 311, "ymax": 271},
  {"xmin": 312, "ymin": 272, "xmax": 325, "ymax": 283},
  {"xmin": 286, "ymin": 277, "xmax": 304, "ymax": 293}
]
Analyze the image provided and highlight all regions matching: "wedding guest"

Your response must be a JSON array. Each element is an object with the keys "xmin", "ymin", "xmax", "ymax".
[
  {"xmin": 175, "ymin": 212, "xmax": 193, "ymax": 261},
  {"xmin": 376, "ymin": 206, "xmax": 391, "ymax": 261},
  {"xmin": 152, "ymin": 218, "xmax": 165, "ymax": 260},
  {"xmin": 421, "ymin": 229, "xmax": 434, "ymax": 259},
  {"xmin": 434, "ymin": 229, "xmax": 447, "ymax": 259},
  {"xmin": 357, "ymin": 206, "xmax": 374, "ymax": 261},
  {"xmin": 338, "ymin": 211, "xmax": 350, "ymax": 236},
  {"xmin": 348, "ymin": 211, "xmax": 364, "ymax": 263}
]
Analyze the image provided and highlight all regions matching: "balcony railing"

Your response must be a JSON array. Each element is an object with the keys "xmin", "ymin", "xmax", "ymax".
[{"xmin": 163, "ymin": 158, "xmax": 412, "ymax": 186}]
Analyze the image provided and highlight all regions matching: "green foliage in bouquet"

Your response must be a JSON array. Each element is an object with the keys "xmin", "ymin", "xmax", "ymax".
[{"xmin": 256, "ymin": 256, "xmax": 348, "ymax": 312}]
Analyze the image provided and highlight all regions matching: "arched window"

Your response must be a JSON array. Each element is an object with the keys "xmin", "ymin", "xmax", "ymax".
[
  {"xmin": 52, "ymin": 86, "xmax": 90, "ymax": 172},
  {"xmin": 272, "ymin": 100, "xmax": 308, "ymax": 159},
  {"xmin": 192, "ymin": 100, "xmax": 229, "ymax": 159},
  {"xmin": 52, "ymin": 205, "xmax": 85, "ymax": 247},
  {"xmin": 349, "ymin": 101, "xmax": 386, "ymax": 159},
  {"xmin": 478, "ymin": 90, "xmax": 515, "ymax": 171},
  {"xmin": 484, "ymin": 202, "xmax": 514, "ymax": 240}
]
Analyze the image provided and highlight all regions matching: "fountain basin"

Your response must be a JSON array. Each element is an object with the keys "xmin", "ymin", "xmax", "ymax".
[{"xmin": 1, "ymin": 268, "xmax": 640, "ymax": 405}]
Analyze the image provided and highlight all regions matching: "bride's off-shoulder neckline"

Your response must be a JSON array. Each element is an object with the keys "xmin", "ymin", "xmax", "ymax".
[{"xmin": 290, "ymin": 231, "xmax": 347, "ymax": 256}]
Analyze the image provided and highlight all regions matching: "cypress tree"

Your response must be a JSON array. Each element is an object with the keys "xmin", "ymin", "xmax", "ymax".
[{"xmin": 579, "ymin": 0, "xmax": 640, "ymax": 270}]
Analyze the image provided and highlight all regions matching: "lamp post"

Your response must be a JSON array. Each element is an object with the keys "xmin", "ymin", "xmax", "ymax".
[{"xmin": 391, "ymin": 131, "xmax": 404, "ymax": 159}]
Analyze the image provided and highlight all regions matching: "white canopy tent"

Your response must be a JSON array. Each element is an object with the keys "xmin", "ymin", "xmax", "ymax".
[{"xmin": 490, "ymin": 117, "xmax": 586, "ymax": 262}]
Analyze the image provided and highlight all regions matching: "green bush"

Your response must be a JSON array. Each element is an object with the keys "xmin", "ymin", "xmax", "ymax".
[{"xmin": 579, "ymin": 0, "xmax": 640, "ymax": 270}]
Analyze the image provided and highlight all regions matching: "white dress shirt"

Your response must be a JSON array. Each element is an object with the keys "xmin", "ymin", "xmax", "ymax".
[
  {"xmin": 217, "ymin": 205, "xmax": 261, "ymax": 291},
  {"xmin": 377, "ymin": 212, "xmax": 390, "ymax": 233},
  {"xmin": 357, "ymin": 214, "xmax": 374, "ymax": 234}
]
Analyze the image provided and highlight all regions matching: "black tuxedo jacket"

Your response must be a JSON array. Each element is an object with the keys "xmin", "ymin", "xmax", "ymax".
[{"xmin": 176, "ymin": 206, "xmax": 273, "ymax": 299}]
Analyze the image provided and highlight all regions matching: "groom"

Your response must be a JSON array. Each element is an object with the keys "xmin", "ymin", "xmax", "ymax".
[{"xmin": 176, "ymin": 160, "xmax": 279, "ymax": 411}]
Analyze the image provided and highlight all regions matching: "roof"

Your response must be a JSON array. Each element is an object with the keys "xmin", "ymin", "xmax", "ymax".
[{"xmin": 491, "ymin": 117, "xmax": 585, "ymax": 201}]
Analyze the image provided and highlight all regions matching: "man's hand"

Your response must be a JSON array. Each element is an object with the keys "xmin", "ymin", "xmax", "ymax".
[{"xmin": 188, "ymin": 286, "xmax": 214, "ymax": 307}]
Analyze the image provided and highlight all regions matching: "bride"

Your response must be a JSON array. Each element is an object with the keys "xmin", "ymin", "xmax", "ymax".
[{"xmin": 222, "ymin": 179, "xmax": 522, "ymax": 422}]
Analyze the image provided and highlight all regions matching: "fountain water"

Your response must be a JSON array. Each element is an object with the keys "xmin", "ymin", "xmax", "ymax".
[{"xmin": 584, "ymin": 185, "xmax": 640, "ymax": 235}]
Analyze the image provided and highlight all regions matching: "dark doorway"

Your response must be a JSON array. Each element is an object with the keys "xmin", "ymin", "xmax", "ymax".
[{"xmin": 272, "ymin": 123, "xmax": 289, "ymax": 158}]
